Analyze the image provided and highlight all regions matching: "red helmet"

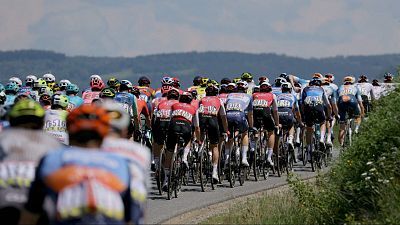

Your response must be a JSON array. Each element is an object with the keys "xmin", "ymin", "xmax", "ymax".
[
  {"xmin": 90, "ymin": 78, "xmax": 105, "ymax": 91},
  {"xmin": 172, "ymin": 77, "xmax": 180, "ymax": 88}
]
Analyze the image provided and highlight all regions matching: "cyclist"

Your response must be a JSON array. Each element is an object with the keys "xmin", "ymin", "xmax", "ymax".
[
  {"xmin": 220, "ymin": 77, "xmax": 231, "ymax": 85},
  {"xmin": 0, "ymin": 100, "xmax": 60, "ymax": 225},
  {"xmin": 39, "ymin": 94, "xmax": 52, "ymax": 110},
  {"xmin": 154, "ymin": 76, "xmax": 174, "ymax": 99},
  {"xmin": 58, "ymin": 79, "xmax": 71, "ymax": 93},
  {"xmin": 132, "ymin": 86, "xmax": 151, "ymax": 130},
  {"xmin": 137, "ymin": 76, "xmax": 155, "ymax": 112},
  {"xmin": 100, "ymin": 100, "xmax": 150, "ymax": 220},
  {"xmin": 24, "ymin": 75, "xmax": 37, "ymax": 88},
  {"xmin": 337, "ymin": 76, "xmax": 364, "ymax": 145},
  {"xmin": 252, "ymin": 81, "xmax": 279, "ymax": 165},
  {"xmin": 4, "ymin": 82, "xmax": 19, "ymax": 106},
  {"xmin": 99, "ymin": 87, "xmax": 116, "ymax": 100},
  {"xmin": 162, "ymin": 92, "xmax": 200, "ymax": 191},
  {"xmin": 32, "ymin": 78, "xmax": 47, "ymax": 101},
  {"xmin": 301, "ymin": 77, "xmax": 331, "ymax": 161},
  {"xmin": 42, "ymin": 73, "xmax": 56, "ymax": 85},
  {"xmin": 224, "ymin": 80, "xmax": 254, "ymax": 167},
  {"xmin": 325, "ymin": 73, "xmax": 338, "ymax": 92},
  {"xmin": 218, "ymin": 84, "xmax": 229, "ymax": 105},
  {"xmin": 107, "ymin": 77, "xmax": 120, "ymax": 92},
  {"xmin": 197, "ymin": 77, "xmax": 209, "ymax": 99},
  {"xmin": 272, "ymin": 77, "xmax": 285, "ymax": 95},
  {"xmin": 187, "ymin": 76, "xmax": 202, "ymax": 98},
  {"xmin": 172, "ymin": 77, "xmax": 182, "ymax": 92},
  {"xmin": 382, "ymin": 72, "xmax": 396, "ymax": 97},
  {"xmin": 372, "ymin": 79, "xmax": 383, "ymax": 100},
  {"xmin": 9, "ymin": 77, "xmax": 22, "ymax": 87},
  {"xmin": 321, "ymin": 78, "xmax": 339, "ymax": 147},
  {"xmin": 43, "ymin": 94, "xmax": 69, "ymax": 145},
  {"xmin": 152, "ymin": 88, "xmax": 180, "ymax": 172},
  {"xmin": 66, "ymin": 83, "xmax": 83, "ymax": 111},
  {"xmin": 21, "ymin": 104, "xmax": 146, "ymax": 225},
  {"xmin": 82, "ymin": 77, "xmax": 104, "ymax": 104},
  {"xmin": 115, "ymin": 80, "xmax": 140, "ymax": 140},
  {"xmin": 258, "ymin": 76, "xmax": 269, "ymax": 85},
  {"xmin": 198, "ymin": 84, "xmax": 229, "ymax": 182},
  {"xmin": 356, "ymin": 75, "xmax": 375, "ymax": 117},
  {"xmin": 241, "ymin": 72, "xmax": 255, "ymax": 95}
]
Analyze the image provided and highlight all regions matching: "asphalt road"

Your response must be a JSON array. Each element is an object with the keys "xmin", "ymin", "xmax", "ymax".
[{"xmin": 145, "ymin": 149, "xmax": 338, "ymax": 224}]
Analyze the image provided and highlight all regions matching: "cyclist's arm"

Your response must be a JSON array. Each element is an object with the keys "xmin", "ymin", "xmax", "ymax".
[
  {"xmin": 247, "ymin": 99, "xmax": 254, "ymax": 128},
  {"xmin": 193, "ymin": 111, "xmax": 201, "ymax": 141},
  {"xmin": 218, "ymin": 102, "xmax": 229, "ymax": 133},
  {"xmin": 293, "ymin": 99, "xmax": 302, "ymax": 123},
  {"xmin": 271, "ymin": 95, "xmax": 279, "ymax": 126},
  {"xmin": 356, "ymin": 90, "xmax": 365, "ymax": 116},
  {"xmin": 131, "ymin": 96, "xmax": 140, "ymax": 131},
  {"xmin": 322, "ymin": 92, "xmax": 332, "ymax": 119}
]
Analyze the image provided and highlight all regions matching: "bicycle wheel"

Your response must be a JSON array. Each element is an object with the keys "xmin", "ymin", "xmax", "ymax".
[
  {"xmin": 287, "ymin": 141, "xmax": 295, "ymax": 173},
  {"xmin": 309, "ymin": 137, "xmax": 315, "ymax": 172},
  {"xmin": 167, "ymin": 151, "xmax": 177, "ymax": 200},
  {"xmin": 301, "ymin": 129, "xmax": 307, "ymax": 166},
  {"xmin": 218, "ymin": 140, "xmax": 225, "ymax": 184},
  {"xmin": 228, "ymin": 148, "xmax": 236, "ymax": 188},
  {"xmin": 156, "ymin": 150, "xmax": 165, "ymax": 195},
  {"xmin": 274, "ymin": 136, "xmax": 282, "ymax": 177},
  {"xmin": 252, "ymin": 134, "xmax": 259, "ymax": 181},
  {"xmin": 238, "ymin": 151, "xmax": 247, "ymax": 186}
]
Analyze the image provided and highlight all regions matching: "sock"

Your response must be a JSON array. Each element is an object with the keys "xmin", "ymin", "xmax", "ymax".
[
  {"xmin": 327, "ymin": 132, "xmax": 332, "ymax": 142},
  {"xmin": 241, "ymin": 145, "xmax": 248, "ymax": 158},
  {"xmin": 183, "ymin": 147, "xmax": 190, "ymax": 162},
  {"xmin": 296, "ymin": 127, "xmax": 301, "ymax": 143},
  {"xmin": 320, "ymin": 132, "xmax": 325, "ymax": 143},
  {"xmin": 267, "ymin": 147, "xmax": 273, "ymax": 160},
  {"xmin": 288, "ymin": 135, "xmax": 294, "ymax": 143},
  {"xmin": 212, "ymin": 164, "xmax": 218, "ymax": 173}
]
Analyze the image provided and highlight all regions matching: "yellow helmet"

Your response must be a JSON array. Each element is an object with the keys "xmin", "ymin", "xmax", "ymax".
[
  {"xmin": 233, "ymin": 77, "xmax": 241, "ymax": 83},
  {"xmin": 201, "ymin": 77, "xmax": 209, "ymax": 86},
  {"xmin": 313, "ymin": 73, "xmax": 323, "ymax": 79}
]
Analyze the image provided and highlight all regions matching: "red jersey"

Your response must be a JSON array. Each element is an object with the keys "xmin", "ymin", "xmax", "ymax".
[
  {"xmin": 199, "ymin": 96, "xmax": 222, "ymax": 116},
  {"xmin": 252, "ymin": 92, "xmax": 274, "ymax": 108},
  {"xmin": 155, "ymin": 99, "xmax": 179, "ymax": 121},
  {"xmin": 152, "ymin": 97, "xmax": 167, "ymax": 112},
  {"xmin": 218, "ymin": 93, "xmax": 228, "ymax": 105},
  {"xmin": 190, "ymin": 99, "xmax": 200, "ymax": 110},
  {"xmin": 171, "ymin": 102, "xmax": 197, "ymax": 123}
]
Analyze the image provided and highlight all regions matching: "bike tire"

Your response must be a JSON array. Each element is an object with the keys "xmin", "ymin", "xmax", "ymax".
[
  {"xmin": 167, "ymin": 151, "xmax": 177, "ymax": 200},
  {"xmin": 156, "ymin": 150, "xmax": 165, "ymax": 195}
]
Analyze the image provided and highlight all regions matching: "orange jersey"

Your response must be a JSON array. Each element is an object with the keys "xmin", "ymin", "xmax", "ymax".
[{"xmin": 137, "ymin": 98, "xmax": 150, "ymax": 117}]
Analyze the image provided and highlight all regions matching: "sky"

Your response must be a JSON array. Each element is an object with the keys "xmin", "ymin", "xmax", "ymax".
[{"xmin": 1, "ymin": 0, "xmax": 399, "ymax": 58}]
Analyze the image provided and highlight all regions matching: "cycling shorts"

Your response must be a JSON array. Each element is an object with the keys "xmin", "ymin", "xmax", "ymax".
[
  {"xmin": 166, "ymin": 119, "xmax": 192, "ymax": 152},
  {"xmin": 152, "ymin": 120, "xmax": 170, "ymax": 145},
  {"xmin": 338, "ymin": 96, "xmax": 360, "ymax": 122},
  {"xmin": 226, "ymin": 111, "xmax": 249, "ymax": 136},
  {"xmin": 303, "ymin": 104, "xmax": 326, "ymax": 127},
  {"xmin": 199, "ymin": 115, "xmax": 220, "ymax": 144},
  {"xmin": 278, "ymin": 108, "xmax": 295, "ymax": 129},
  {"xmin": 253, "ymin": 108, "xmax": 275, "ymax": 132},
  {"xmin": 361, "ymin": 95, "xmax": 371, "ymax": 114}
]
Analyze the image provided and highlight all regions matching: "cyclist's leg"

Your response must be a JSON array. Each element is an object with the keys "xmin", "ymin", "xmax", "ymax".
[
  {"xmin": 163, "ymin": 120, "xmax": 181, "ymax": 187},
  {"xmin": 224, "ymin": 113, "xmax": 236, "ymax": 165},
  {"xmin": 239, "ymin": 114, "xmax": 250, "ymax": 166},
  {"xmin": 265, "ymin": 115, "xmax": 275, "ymax": 165},
  {"xmin": 207, "ymin": 116, "xmax": 220, "ymax": 180},
  {"xmin": 337, "ymin": 100, "xmax": 347, "ymax": 146},
  {"xmin": 353, "ymin": 100, "xmax": 362, "ymax": 133},
  {"xmin": 152, "ymin": 120, "xmax": 168, "ymax": 170}
]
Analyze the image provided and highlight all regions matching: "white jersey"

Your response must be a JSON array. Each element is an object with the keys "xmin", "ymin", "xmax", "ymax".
[
  {"xmin": 43, "ymin": 109, "xmax": 69, "ymax": 145},
  {"xmin": 372, "ymin": 86, "xmax": 384, "ymax": 100},
  {"xmin": 329, "ymin": 83, "xmax": 338, "ymax": 92},
  {"xmin": 381, "ymin": 83, "xmax": 398, "ymax": 97},
  {"xmin": 356, "ymin": 82, "xmax": 374, "ymax": 100}
]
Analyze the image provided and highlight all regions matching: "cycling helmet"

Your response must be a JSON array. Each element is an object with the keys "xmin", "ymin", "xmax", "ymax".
[
  {"xmin": 241, "ymin": 72, "xmax": 253, "ymax": 80},
  {"xmin": 192, "ymin": 76, "xmax": 202, "ymax": 86},
  {"xmin": 39, "ymin": 94, "xmax": 52, "ymax": 106},
  {"xmin": 343, "ymin": 76, "xmax": 355, "ymax": 84},
  {"xmin": 161, "ymin": 76, "xmax": 174, "ymax": 85},
  {"xmin": 372, "ymin": 79, "xmax": 380, "ymax": 86},
  {"xmin": 322, "ymin": 77, "xmax": 330, "ymax": 85},
  {"xmin": 219, "ymin": 84, "xmax": 227, "ymax": 94},
  {"xmin": 66, "ymin": 83, "xmax": 79, "ymax": 95},
  {"xmin": 384, "ymin": 72, "xmax": 393, "ymax": 79},
  {"xmin": 5, "ymin": 82, "xmax": 19, "ymax": 94},
  {"xmin": 358, "ymin": 75, "xmax": 368, "ymax": 83},
  {"xmin": 67, "ymin": 104, "xmax": 110, "ymax": 138},
  {"xmin": 201, "ymin": 77, "xmax": 209, "ymax": 87},
  {"xmin": 281, "ymin": 82, "xmax": 292, "ymax": 92},
  {"xmin": 313, "ymin": 73, "xmax": 323, "ymax": 79},
  {"xmin": 226, "ymin": 83, "xmax": 237, "ymax": 92},
  {"xmin": 274, "ymin": 77, "xmax": 286, "ymax": 87},
  {"xmin": 232, "ymin": 77, "xmax": 241, "ymax": 83},
  {"xmin": 25, "ymin": 75, "xmax": 37, "ymax": 86},
  {"xmin": 205, "ymin": 85, "xmax": 219, "ymax": 96},
  {"xmin": 210, "ymin": 80, "xmax": 220, "ymax": 88},
  {"xmin": 220, "ymin": 78, "xmax": 231, "ymax": 85},
  {"xmin": 107, "ymin": 77, "xmax": 120, "ymax": 88},
  {"xmin": 260, "ymin": 82, "xmax": 272, "ymax": 92},
  {"xmin": 99, "ymin": 87, "xmax": 116, "ymax": 99},
  {"xmin": 309, "ymin": 77, "xmax": 323, "ymax": 86},
  {"xmin": 100, "ymin": 99, "xmax": 130, "ymax": 132},
  {"xmin": 51, "ymin": 94, "xmax": 69, "ymax": 109},
  {"xmin": 34, "ymin": 78, "xmax": 47, "ymax": 88},
  {"xmin": 138, "ymin": 76, "xmax": 151, "ymax": 86},
  {"xmin": 43, "ymin": 73, "xmax": 56, "ymax": 83},
  {"xmin": 258, "ymin": 76, "xmax": 269, "ymax": 85},
  {"xmin": 0, "ymin": 92, "xmax": 6, "ymax": 105},
  {"xmin": 279, "ymin": 73, "xmax": 290, "ymax": 81},
  {"xmin": 90, "ymin": 74, "xmax": 102, "ymax": 81},
  {"xmin": 236, "ymin": 80, "xmax": 248, "ymax": 91},
  {"xmin": 119, "ymin": 80, "xmax": 133, "ymax": 92},
  {"xmin": 14, "ymin": 93, "xmax": 32, "ymax": 104},
  {"xmin": 59, "ymin": 79, "xmax": 71, "ymax": 89},
  {"xmin": 131, "ymin": 86, "xmax": 140, "ymax": 98},
  {"xmin": 253, "ymin": 85, "xmax": 260, "ymax": 93},
  {"xmin": 172, "ymin": 77, "xmax": 180, "ymax": 88},
  {"xmin": 167, "ymin": 88, "xmax": 180, "ymax": 100},
  {"xmin": 325, "ymin": 73, "xmax": 335, "ymax": 82},
  {"xmin": 190, "ymin": 89, "xmax": 198, "ymax": 99},
  {"xmin": 179, "ymin": 92, "xmax": 193, "ymax": 104},
  {"xmin": 90, "ymin": 78, "xmax": 105, "ymax": 91},
  {"xmin": 39, "ymin": 86, "xmax": 53, "ymax": 96},
  {"xmin": 9, "ymin": 99, "xmax": 45, "ymax": 128},
  {"xmin": 9, "ymin": 77, "xmax": 22, "ymax": 87}
]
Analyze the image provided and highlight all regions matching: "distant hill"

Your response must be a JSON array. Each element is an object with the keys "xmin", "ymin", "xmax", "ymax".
[{"xmin": 0, "ymin": 50, "xmax": 399, "ymax": 88}]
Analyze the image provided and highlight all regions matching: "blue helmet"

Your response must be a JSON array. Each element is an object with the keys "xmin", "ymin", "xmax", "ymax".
[
  {"xmin": 5, "ymin": 82, "xmax": 19, "ymax": 94},
  {"xmin": 66, "ymin": 83, "xmax": 79, "ymax": 94}
]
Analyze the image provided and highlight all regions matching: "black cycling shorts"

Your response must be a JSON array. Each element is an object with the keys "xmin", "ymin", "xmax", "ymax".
[
  {"xmin": 303, "ymin": 104, "xmax": 326, "ymax": 127},
  {"xmin": 166, "ymin": 119, "xmax": 192, "ymax": 151},
  {"xmin": 253, "ymin": 107, "xmax": 275, "ymax": 132},
  {"xmin": 152, "ymin": 119, "xmax": 170, "ymax": 145},
  {"xmin": 278, "ymin": 108, "xmax": 294, "ymax": 129},
  {"xmin": 200, "ymin": 115, "xmax": 220, "ymax": 145}
]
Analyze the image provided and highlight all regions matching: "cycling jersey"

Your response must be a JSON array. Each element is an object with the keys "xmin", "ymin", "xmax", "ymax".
[
  {"xmin": 199, "ymin": 96, "xmax": 226, "ymax": 144},
  {"xmin": 152, "ymin": 99, "xmax": 179, "ymax": 145},
  {"xmin": 372, "ymin": 85, "xmax": 384, "ymax": 100},
  {"xmin": 337, "ymin": 84, "xmax": 362, "ymax": 122},
  {"xmin": 272, "ymin": 86, "xmax": 282, "ymax": 96},
  {"xmin": 301, "ymin": 86, "xmax": 330, "ymax": 126},
  {"xmin": 137, "ymin": 98, "xmax": 150, "ymax": 118},
  {"xmin": 170, "ymin": 102, "xmax": 199, "ymax": 125},
  {"xmin": 322, "ymin": 85, "xmax": 338, "ymax": 104},
  {"xmin": 43, "ymin": 110, "xmax": 69, "ymax": 145},
  {"xmin": 337, "ymin": 84, "xmax": 362, "ymax": 102},
  {"xmin": 276, "ymin": 92, "xmax": 298, "ymax": 129},
  {"xmin": 17, "ymin": 86, "xmax": 36, "ymax": 100},
  {"xmin": 252, "ymin": 92, "xmax": 277, "ymax": 131},
  {"xmin": 4, "ymin": 95, "xmax": 16, "ymax": 106},
  {"xmin": 25, "ymin": 147, "xmax": 142, "ymax": 225},
  {"xmin": 191, "ymin": 99, "xmax": 200, "ymax": 110},
  {"xmin": 292, "ymin": 76, "xmax": 310, "ymax": 89},
  {"xmin": 329, "ymin": 83, "xmax": 338, "ymax": 92},
  {"xmin": 115, "ymin": 92, "xmax": 138, "ymax": 118},
  {"xmin": 226, "ymin": 93, "xmax": 253, "ymax": 133},
  {"xmin": 356, "ymin": 83, "xmax": 375, "ymax": 101},
  {"xmin": 82, "ymin": 90, "xmax": 100, "ymax": 104},
  {"xmin": 247, "ymin": 81, "xmax": 256, "ymax": 95},
  {"xmin": 380, "ymin": 83, "xmax": 397, "ymax": 97},
  {"xmin": 218, "ymin": 93, "xmax": 228, "ymax": 105},
  {"xmin": 153, "ymin": 88, "xmax": 162, "ymax": 99},
  {"xmin": 67, "ymin": 95, "xmax": 84, "ymax": 112},
  {"xmin": 154, "ymin": 99, "xmax": 178, "ymax": 121}
]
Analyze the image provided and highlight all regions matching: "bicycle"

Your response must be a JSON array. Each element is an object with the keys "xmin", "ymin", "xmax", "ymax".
[
  {"xmin": 226, "ymin": 126, "xmax": 247, "ymax": 187},
  {"xmin": 280, "ymin": 126, "xmax": 295, "ymax": 174},
  {"xmin": 167, "ymin": 132, "xmax": 186, "ymax": 200},
  {"xmin": 199, "ymin": 128, "xmax": 215, "ymax": 191}
]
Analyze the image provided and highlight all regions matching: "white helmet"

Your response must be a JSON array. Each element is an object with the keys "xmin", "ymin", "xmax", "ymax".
[
  {"xmin": 25, "ymin": 75, "xmax": 37, "ymax": 84},
  {"xmin": 281, "ymin": 82, "xmax": 293, "ymax": 91},
  {"xmin": 100, "ymin": 99, "xmax": 131, "ymax": 131},
  {"xmin": 43, "ymin": 73, "xmax": 56, "ymax": 83},
  {"xmin": 9, "ymin": 77, "xmax": 22, "ymax": 87},
  {"xmin": 236, "ymin": 80, "xmax": 248, "ymax": 89},
  {"xmin": 59, "ymin": 79, "xmax": 71, "ymax": 88},
  {"xmin": 90, "ymin": 74, "xmax": 102, "ymax": 81}
]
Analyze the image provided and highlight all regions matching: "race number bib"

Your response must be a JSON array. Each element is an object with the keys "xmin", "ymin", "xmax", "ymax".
[
  {"xmin": 253, "ymin": 99, "xmax": 270, "ymax": 108},
  {"xmin": 198, "ymin": 105, "xmax": 218, "ymax": 116},
  {"xmin": 0, "ymin": 161, "xmax": 36, "ymax": 188},
  {"xmin": 226, "ymin": 103, "xmax": 242, "ymax": 111},
  {"xmin": 277, "ymin": 100, "xmax": 291, "ymax": 108},
  {"xmin": 171, "ymin": 109, "xmax": 193, "ymax": 121},
  {"xmin": 304, "ymin": 96, "xmax": 323, "ymax": 105}
]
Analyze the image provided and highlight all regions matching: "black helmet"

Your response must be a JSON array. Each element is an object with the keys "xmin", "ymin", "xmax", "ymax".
[
  {"xmin": 220, "ymin": 77, "xmax": 231, "ymax": 85},
  {"xmin": 167, "ymin": 88, "xmax": 180, "ymax": 100},
  {"xmin": 205, "ymin": 85, "xmax": 219, "ymax": 96},
  {"xmin": 193, "ymin": 76, "xmax": 202, "ymax": 86},
  {"xmin": 179, "ymin": 92, "xmax": 193, "ymax": 104},
  {"xmin": 138, "ymin": 76, "xmax": 150, "ymax": 86}
]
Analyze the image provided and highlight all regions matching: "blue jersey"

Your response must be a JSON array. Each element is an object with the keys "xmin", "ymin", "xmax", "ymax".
[
  {"xmin": 67, "ymin": 95, "xmax": 84, "ymax": 109},
  {"xmin": 4, "ymin": 95, "xmax": 16, "ymax": 106},
  {"xmin": 115, "ymin": 92, "xmax": 138, "ymax": 117},
  {"xmin": 301, "ymin": 86, "xmax": 329, "ymax": 107},
  {"xmin": 276, "ymin": 92, "xmax": 298, "ymax": 111},
  {"xmin": 322, "ymin": 85, "xmax": 337, "ymax": 104},
  {"xmin": 337, "ymin": 84, "xmax": 362, "ymax": 102},
  {"xmin": 25, "ymin": 147, "xmax": 143, "ymax": 225},
  {"xmin": 226, "ymin": 93, "xmax": 253, "ymax": 113},
  {"xmin": 272, "ymin": 86, "xmax": 282, "ymax": 95}
]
